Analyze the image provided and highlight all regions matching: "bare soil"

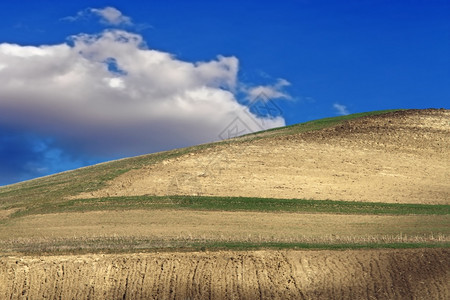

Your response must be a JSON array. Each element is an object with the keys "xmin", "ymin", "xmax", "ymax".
[
  {"xmin": 1, "ymin": 248, "xmax": 448, "ymax": 300},
  {"xmin": 78, "ymin": 109, "xmax": 450, "ymax": 204}
]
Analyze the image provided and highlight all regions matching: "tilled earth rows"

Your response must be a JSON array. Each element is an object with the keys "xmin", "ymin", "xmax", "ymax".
[{"xmin": 1, "ymin": 248, "xmax": 449, "ymax": 299}]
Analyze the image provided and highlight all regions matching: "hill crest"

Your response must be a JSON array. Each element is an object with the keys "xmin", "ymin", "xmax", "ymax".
[{"xmin": 72, "ymin": 108, "xmax": 449, "ymax": 204}]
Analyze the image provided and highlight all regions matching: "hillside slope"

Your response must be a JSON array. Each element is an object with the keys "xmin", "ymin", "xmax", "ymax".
[
  {"xmin": 0, "ymin": 109, "xmax": 448, "ymax": 254},
  {"xmin": 77, "ymin": 109, "xmax": 450, "ymax": 204},
  {"xmin": 0, "ymin": 109, "xmax": 449, "ymax": 299}
]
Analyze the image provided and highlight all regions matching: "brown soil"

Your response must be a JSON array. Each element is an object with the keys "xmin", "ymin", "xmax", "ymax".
[
  {"xmin": 0, "ymin": 209, "xmax": 16, "ymax": 221},
  {"xmin": 1, "ymin": 248, "xmax": 448, "ymax": 300},
  {"xmin": 77, "ymin": 109, "xmax": 450, "ymax": 204}
]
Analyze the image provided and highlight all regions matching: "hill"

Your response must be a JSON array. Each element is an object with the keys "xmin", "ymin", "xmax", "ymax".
[
  {"xmin": 0, "ymin": 108, "xmax": 449, "ymax": 299},
  {"xmin": 0, "ymin": 108, "xmax": 449, "ymax": 252},
  {"xmin": 76, "ymin": 108, "xmax": 449, "ymax": 204}
]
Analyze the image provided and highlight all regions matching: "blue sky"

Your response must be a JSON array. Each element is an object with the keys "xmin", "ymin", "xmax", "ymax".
[{"xmin": 0, "ymin": 0, "xmax": 449, "ymax": 186}]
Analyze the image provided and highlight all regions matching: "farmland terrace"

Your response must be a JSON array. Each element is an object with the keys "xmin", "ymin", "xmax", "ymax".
[{"xmin": 0, "ymin": 108, "xmax": 449, "ymax": 299}]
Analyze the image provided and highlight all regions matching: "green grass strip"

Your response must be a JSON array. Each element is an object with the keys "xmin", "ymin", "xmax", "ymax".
[
  {"xmin": 4, "ymin": 241, "xmax": 449, "ymax": 256},
  {"xmin": 10, "ymin": 195, "xmax": 449, "ymax": 218},
  {"xmin": 189, "ymin": 241, "xmax": 450, "ymax": 251}
]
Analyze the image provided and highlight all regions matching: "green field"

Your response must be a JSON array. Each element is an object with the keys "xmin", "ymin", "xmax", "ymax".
[{"xmin": 6, "ymin": 195, "xmax": 450, "ymax": 219}]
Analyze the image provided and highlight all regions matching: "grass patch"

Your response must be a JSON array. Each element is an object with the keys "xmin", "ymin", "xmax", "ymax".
[
  {"xmin": 10, "ymin": 195, "xmax": 450, "ymax": 218},
  {"xmin": 1, "ymin": 238, "xmax": 448, "ymax": 256}
]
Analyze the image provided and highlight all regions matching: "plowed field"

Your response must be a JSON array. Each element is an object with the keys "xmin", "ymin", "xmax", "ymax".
[{"xmin": 1, "ymin": 249, "xmax": 448, "ymax": 299}]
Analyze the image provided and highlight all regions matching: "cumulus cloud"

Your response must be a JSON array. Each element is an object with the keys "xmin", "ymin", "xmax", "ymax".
[
  {"xmin": 0, "ymin": 30, "xmax": 286, "ymax": 159},
  {"xmin": 333, "ymin": 103, "xmax": 350, "ymax": 115},
  {"xmin": 62, "ymin": 6, "xmax": 132, "ymax": 26},
  {"xmin": 90, "ymin": 7, "xmax": 132, "ymax": 26},
  {"xmin": 246, "ymin": 78, "xmax": 291, "ymax": 102}
]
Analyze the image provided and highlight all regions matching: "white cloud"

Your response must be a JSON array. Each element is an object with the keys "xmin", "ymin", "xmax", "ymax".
[
  {"xmin": 246, "ymin": 78, "xmax": 291, "ymax": 102},
  {"xmin": 90, "ymin": 7, "xmax": 132, "ymax": 26},
  {"xmin": 0, "ymin": 30, "xmax": 285, "ymax": 157},
  {"xmin": 60, "ymin": 11, "xmax": 85, "ymax": 23},
  {"xmin": 333, "ymin": 103, "xmax": 350, "ymax": 115},
  {"xmin": 105, "ymin": 77, "xmax": 126, "ymax": 89},
  {"xmin": 0, "ymin": 44, "xmax": 50, "ymax": 57},
  {"xmin": 62, "ymin": 7, "xmax": 132, "ymax": 26}
]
